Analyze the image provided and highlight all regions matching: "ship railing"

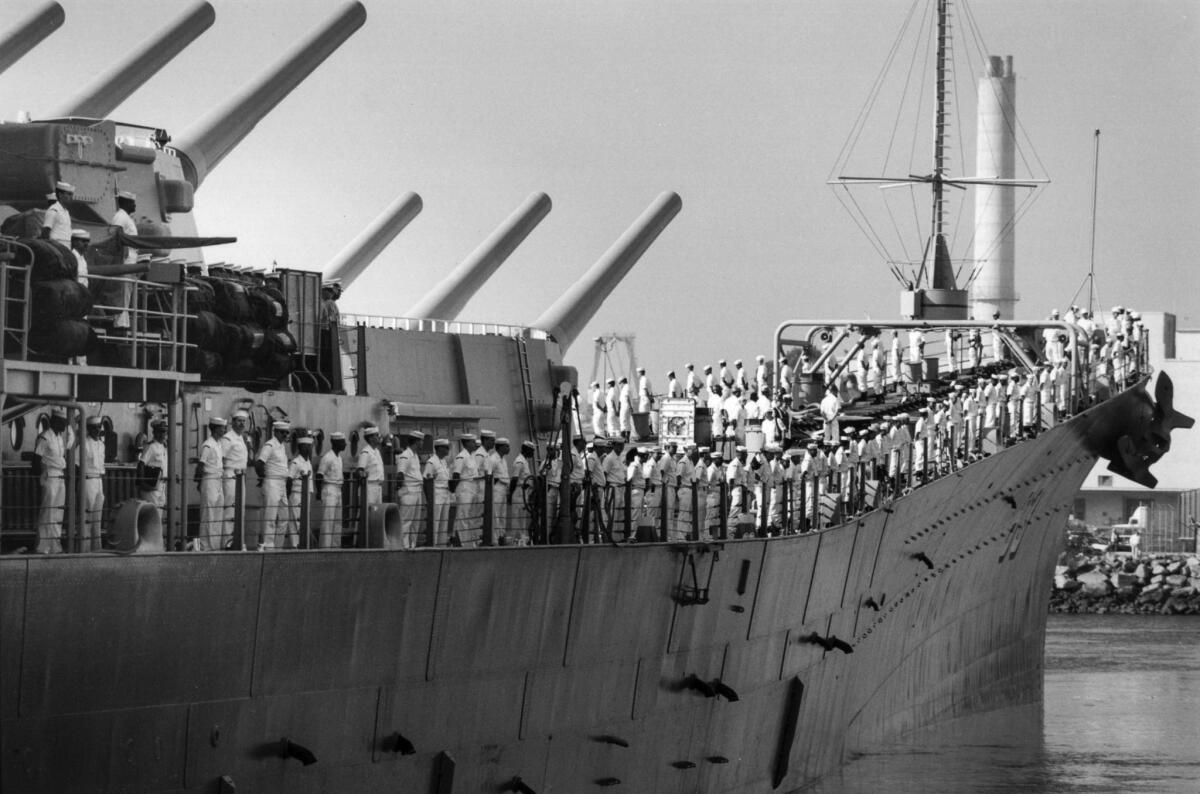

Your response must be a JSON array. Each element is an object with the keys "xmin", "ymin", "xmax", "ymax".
[
  {"xmin": 1, "ymin": 239, "xmax": 34, "ymax": 361},
  {"xmin": 339, "ymin": 313, "xmax": 550, "ymax": 340},
  {"xmin": 0, "ymin": 258, "xmax": 194, "ymax": 372},
  {"xmin": 773, "ymin": 319, "xmax": 1150, "ymax": 428}
]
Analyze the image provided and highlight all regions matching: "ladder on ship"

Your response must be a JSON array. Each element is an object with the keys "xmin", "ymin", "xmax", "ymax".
[{"xmin": 515, "ymin": 336, "xmax": 538, "ymax": 464}]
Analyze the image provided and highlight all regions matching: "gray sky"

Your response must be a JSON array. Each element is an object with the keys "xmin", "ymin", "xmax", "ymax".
[{"xmin": 4, "ymin": 0, "xmax": 1198, "ymax": 382}]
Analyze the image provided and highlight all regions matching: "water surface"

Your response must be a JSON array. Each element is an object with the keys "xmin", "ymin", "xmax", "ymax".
[{"xmin": 808, "ymin": 615, "xmax": 1200, "ymax": 793}]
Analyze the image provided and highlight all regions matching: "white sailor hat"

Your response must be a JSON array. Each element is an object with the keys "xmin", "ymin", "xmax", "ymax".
[
  {"xmin": 637, "ymin": 366, "xmax": 645, "ymax": 373},
  {"xmin": 757, "ymin": 355, "xmax": 765, "ymax": 362},
  {"xmin": 55, "ymin": 180, "xmax": 75, "ymax": 193},
  {"xmin": 70, "ymin": 228, "xmax": 89, "ymax": 240},
  {"xmin": 686, "ymin": 363, "xmax": 694, "ymax": 369},
  {"xmin": 232, "ymin": 410, "xmax": 249, "ymax": 420},
  {"xmin": 704, "ymin": 364, "xmax": 713, "ymax": 371},
  {"xmin": 765, "ymin": 442, "xmax": 781, "ymax": 452},
  {"xmin": 637, "ymin": 446, "xmax": 649, "ymax": 454},
  {"xmin": 360, "ymin": 424, "xmax": 378, "ymax": 435},
  {"xmin": 434, "ymin": 438, "xmax": 450, "ymax": 447},
  {"xmin": 953, "ymin": 383, "xmax": 965, "ymax": 390},
  {"xmin": 330, "ymin": 431, "xmax": 346, "ymax": 440},
  {"xmin": 734, "ymin": 359, "xmax": 743, "ymax": 366},
  {"xmin": 806, "ymin": 441, "xmax": 818, "ymax": 450},
  {"xmin": 684, "ymin": 442, "xmax": 697, "ymax": 451},
  {"xmin": 718, "ymin": 359, "xmax": 726, "ymax": 365},
  {"xmin": 789, "ymin": 447, "xmax": 804, "ymax": 457},
  {"xmin": 209, "ymin": 416, "xmax": 227, "ymax": 426},
  {"xmin": 1112, "ymin": 305, "xmax": 1122, "ymax": 313},
  {"xmin": 480, "ymin": 429, "xmax": 495, "ymax": 438},
  {"xmin": 619, "ymin": 376, "xmax": 627, "ymax": 383},
  {"xmin": 1051, "ymin": 308, "xmax": 1060, "ymax": 316},
  {"xmin": 735, "ymin": 444, "xmax": 747, "ymax": 452},
  {"xmin": 45, "ymin": 192, "xmax": 57, "ymax": 200},
  {"xmin": 1130, "ymin": 311, "xmax": 1141, "ymax": 320},
  {"xmin": 458, "ymin": 433, "xmax": 477, "ymax": 442},
  {"xmin": 607, "ymin": 377, "xmax": 616, "ymax": 384},
  {"xmin": 273, "ymin": 421, "xmax": 292, "ymax": 431},
  {"xmin": 86, "ymin": 415, "xmax": 103, "ymax": 426},
  {"xmin": 710, "ymin": 450, "xmax": 724, "ymax": 459},
  {"xmin": 591, "ymin": 381, "xmax": 600, "ymax": 388},
  {"xmin": 117, "ymin": 190, "xmax": 136, "ymax": 201},
  {"xmin": 667, "ymin": 370, "xmax": 675, "ymax": 377},
  {"xmin": 496, "ymin": 437, "xmax": 510, "ymax": 446},
  {"xmin": 297, "ymin": 436, "xmax": 314, "ymax": 445},
  {"xmin": 858, "ymin": 429, "xmax": 870, "ymax": 436},
  {"xmin": 919, "ymin": 406, "xmax": 929, "ymax": 414},
  {"xmin": 407, "ymin": 429, "xmax": 425, "ymax": 440},
  {"xmin": 521, "ymin": 440, "xmax": 535, "ymax": 449}
]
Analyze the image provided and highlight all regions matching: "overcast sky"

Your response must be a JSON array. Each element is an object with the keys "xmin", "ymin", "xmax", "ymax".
[{"xmin": 3, "ymin": 0, "xmax": 1197, "ymax": 383}]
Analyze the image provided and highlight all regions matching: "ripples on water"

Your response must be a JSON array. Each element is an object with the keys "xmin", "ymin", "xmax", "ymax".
[{"xmin": 808, "ymin": 615, "xmax": 1200, "ymax": 793}]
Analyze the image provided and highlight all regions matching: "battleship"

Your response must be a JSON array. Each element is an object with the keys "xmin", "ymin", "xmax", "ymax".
[{"xmin": 0, "ymin": 2, "xmax": 1193, "ymax": 792}]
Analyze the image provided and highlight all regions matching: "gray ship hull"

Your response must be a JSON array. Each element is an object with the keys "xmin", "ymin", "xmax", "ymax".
[{"xmin": 0, "ymin": 385, "xmax": 1148, "ymax": 793}]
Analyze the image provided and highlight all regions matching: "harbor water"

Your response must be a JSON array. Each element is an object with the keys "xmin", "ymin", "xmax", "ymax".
[{"xmin": 808, "ymin": 615, "xmax": 1200, "ymax": 793}]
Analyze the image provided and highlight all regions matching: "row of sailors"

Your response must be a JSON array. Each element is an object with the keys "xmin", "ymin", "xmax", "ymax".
[
  {"xmin": 606, "ymin": 306, "xmax": 1147, "ymax": 425},
  {"xmin": 199, "ymin": 420, "xmax": 540, "ymax": 550}
]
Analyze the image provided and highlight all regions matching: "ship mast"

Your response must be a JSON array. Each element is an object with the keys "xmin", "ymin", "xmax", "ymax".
[{"xmin": 829, "ymin": 0, "xmax": 1047, "ymax": 320}]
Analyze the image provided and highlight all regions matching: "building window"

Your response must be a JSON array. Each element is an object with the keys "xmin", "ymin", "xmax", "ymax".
[
  {"xmin": 1072, "ymin": 498, "xmax": 1086, "ymax": 521},
  {"xmin": 1097, "ymin": 475, "xmax": 1113, "ymax": 487}
]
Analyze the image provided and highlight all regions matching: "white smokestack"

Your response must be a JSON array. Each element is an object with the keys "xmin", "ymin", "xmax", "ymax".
[{"xmin": 971, "ymin": 55, "xmax": 1017, "ymax": 320}]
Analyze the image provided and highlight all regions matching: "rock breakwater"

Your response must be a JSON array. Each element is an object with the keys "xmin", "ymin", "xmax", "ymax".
[{"xmin": 1050, "ymin": 554, "xmax": 1200, "ymax": 615}]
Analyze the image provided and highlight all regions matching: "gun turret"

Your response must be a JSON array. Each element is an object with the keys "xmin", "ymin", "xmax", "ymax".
[
  {"xmin": 407, "ymin": 192, "xmax": 552, "ymax": 320},
  {"xmin": 324, "ymin": 192, "xmax": 424, "ymax": 291},
  {"xmin": 172, "ymin": 1, "xmax": 366, "ymax": 189},
  {"xmin": 0, "ymin": 2, "xmax": 64, "ymax": 76},
  {"xmin": 46, "ymin": 1, "xmax": 215, "ymax": 120},
  {"xmin": 534, "ymin": 192, "xmax": 681, "ymax": 352}
]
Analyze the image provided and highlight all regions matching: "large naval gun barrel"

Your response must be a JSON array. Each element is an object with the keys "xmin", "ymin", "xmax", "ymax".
[
  {"xmin": 324, "ymin": 192, "xmax": 424, "ymax": 290},
  {"xmin": 47, "ymin": 2, "xmax": 215, "ymax": 120},
  {"xmin": 172, "ymin": 1, "xmax": 366, "ymax": 188},
  {"xmin": 0, "ymin": 2, "xmax": 65, "ymax": 75},
  {"xmin": 407, "ymin": 192, "xmax": 552, "ymax": 320},
  {"xmin": 534, "ymin": 191, "xmax": 681, "ymax": 352}
]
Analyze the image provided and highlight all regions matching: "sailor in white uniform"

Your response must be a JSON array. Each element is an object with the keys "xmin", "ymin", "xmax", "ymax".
[
  {"xmin": 255, "ymin": 421, "xmax": 291, "ymax": 550},
  {"xmin": 283, "ymin": 437, "xmax": 315, "ymax": 549},
  {"xmin": 451, "ymin": 433, "xmax": 481, "ymax": 545},
  {"xmin": 356, "ymin": 425, "xmax": 385, "ymax": 507},
  {"xmin": 316, "ymin": 431, "xmax": 346, "ymax": 548},
  {"xmin": 604, "ymin": 378, "xmax": 619, "ymax": 438},
  {"xmin": 34, "ymin": 407, "xmax": 75, "ymax": 553},
  {"xmin": 618, "ymin": 377, "xmax": 633, "ymax": 440},
  {"xmin": 427, "ymin": 439, "xmax": 452, "ymax": 545},
  {"xmin": 138, "ymin": 419, "xmax": 169, "ymax": 527},
  {"xmin": 41, "ymin": 181, "xmax": 74, "ymax": 243},
  {"xmin": 196, "ymin": 417, "xmax": 226, "ymax": 551},
  {"xmin": 590, "ymin": 381, "xmax": 607, "ymax": 437},
  {"xmin": 81, "ymin": 416, "xmax": 106, "ymax": 550},
  {"xmin": 220, "ymin": 411, "xmax": 250, "ymax": 547},
  {"xmin": 111, "ymin": 190, "xmax": 140, "ymax": 327},
  {"xmin": 395, "ymin": 430, "xmax": 425, "ymax": 548},
  {"xmin": 490, "ymin": 438, "xmax": 511, "ymax": 541}
]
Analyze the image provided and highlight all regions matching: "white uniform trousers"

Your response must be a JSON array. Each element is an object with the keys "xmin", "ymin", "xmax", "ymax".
[
  {"xmin": 399, "ymin": 487, "xmax": 422, "ymax": 548},
  {"xmin": 198, "ymin": 477, "xmax": 223, "ymax": 550},
  {"xmin": 83, "ymin": 476, "xmax": 105, "ymax": 549},
  {"xmin": 223, "ymin": 470, "xmax": 243, "ymax": 548},
  {"xmin": 454, "ymin": 483, "xmax": 479, "ymax": 546},
  {"xmin": 37, "ymin": 473, "xmax": 66, "ymax": 554},
  {"xmin": 432, "ymin": 485, "xmax": 450, "ymax": 546},
  {"xmin": 283, "ymin": 490, "xmax": 305, "ymax": 549},
  {"xmin": 320, "ymin": 483, "xmax": 343, "ymax": 548},
  {"xmin": 674, "ymin": 485, "xmax": 694, "ymax": 540},
  {"xmin": 260, "ymin": 478, "xmax": 286, "ymax": 549},
  {"xmin": 492, "ymin": 481, "xmax": 508, "ymax": 541}
]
